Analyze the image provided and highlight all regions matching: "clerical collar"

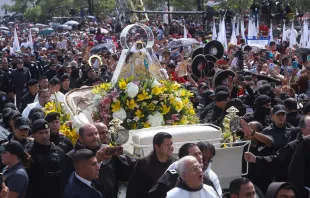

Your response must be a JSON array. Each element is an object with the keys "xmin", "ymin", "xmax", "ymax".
[{"xmin": 177, "ymin": 178, "xmax": 203, "ymax": 192}]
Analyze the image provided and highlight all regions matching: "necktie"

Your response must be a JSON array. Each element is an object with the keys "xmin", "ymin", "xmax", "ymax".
[{"xmin": 91, "ymin": 182, "xmax": 96, "ymax": 190}]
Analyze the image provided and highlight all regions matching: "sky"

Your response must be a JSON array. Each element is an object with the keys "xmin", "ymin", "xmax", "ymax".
[{"xmin": 0, "ymin": 0, "xmax": 14, "ymax": 16}]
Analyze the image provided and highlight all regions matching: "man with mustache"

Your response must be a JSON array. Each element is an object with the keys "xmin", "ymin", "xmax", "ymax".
[{"xmin": 25, "ymin": 119, "xmax": 66, "ymax": 198}]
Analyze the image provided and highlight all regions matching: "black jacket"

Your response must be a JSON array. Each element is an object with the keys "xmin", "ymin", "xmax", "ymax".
[
  {"xmin": 286, "ymin": 111, "xmax": 303, "ymax": 127},
  {"xmin": 262, "ymin": 123, "xmax": 294, "ymax": 152},
  {"xmin": 42, "ymin": 69, "xmax": 57, "ymax": 80},
  {"xmin": 11, "ymin": 68, "xmax": 31, "ymax": 106},
  {"xmin": 50, "ymin": 133, "xmax": 74, "ymax": 154},
  {"xmin": 26, "ymin": 141, "xmax": 65, "ymax": 198},
  {"xmin": 24, "ymin": 62, "xmax": 41, "ymax": 80},
  {"xmin": 0, "ymin": 70, "xmax": 12, "ymax": 94},
  {"xmin": 19, "ymin": 92, "xmax": 36, "ymax": 112},
  {"xmin": 65, "ymin": 142, "xmax": 136, "ymax": 198},
  {"xmin": 126, "ymin": 151, "xmax": 175, "ymax": 198},
  {"xmin": 256, "ymin": 139, "xmax": 300, "ymax": 182},
  {"xmin": 288, "ymin": 136, "xmax": 310, "ymax": 198},
  {"xmin": 64, "ymin": 173, "xmax": 103, "ymax": 198}
]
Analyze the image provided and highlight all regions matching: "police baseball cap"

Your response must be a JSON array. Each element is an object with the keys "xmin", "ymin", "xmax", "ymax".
[
  {"xmin": 14, "ymin": 117, "xmax": 30, "ymax": 130},
  {"xmin": 30, "ymin": 112, "xmax": 45, "ymax": 123},
  {"xmin": 2, "ymin": 140, "xmax": 26, "ymax": 159},
  {"xmin": 31, "ymin": 119, "xmax": 49, "ymax": 134},
  {"xmin": 215, "ymin": 91, "xmax": 229, "ymax": 102},
  {"xmin": 272, "ymin": 105, "xmax": 286, "ymax": 115},
  {"xmin": 45, "ymin": 112, "xmax": 60, "ymax": 123}
]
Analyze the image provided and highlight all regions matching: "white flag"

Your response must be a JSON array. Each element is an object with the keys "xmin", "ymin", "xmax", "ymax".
[
  {"xmin": 248, "ymin": 18, "xmax": 254, "ymax": 38},
  {"xmin": 289, "ymin": 22, "xmax": 296, "ymax": 48},
  {"xmin": 282, "ymin": 22, "xmax": 286, "ymax": 42},
  {"xmin": 28, "ymin": 29, "xmax": 33, "ymax": 52},
  {"xmin": 230, "ymin": 22, "xmax": 237, "ymax": 44},
  {"xmin": 13, "ymin": 28, "xmax": 20, "ymax": 53},
  {"xmin": 212, "ymin": 21, "xmax": 217, "ymax": 40},
  {"xmin": 269, "ymin": 21, "xmax": 274, "ymax": 41},
  {"xmin": 183, "ymin": 24, "xmax": 187, "ymax": 38},
  {"xmin": 241, "ymin": 19, "xmax": 246, "ymax": 39}
]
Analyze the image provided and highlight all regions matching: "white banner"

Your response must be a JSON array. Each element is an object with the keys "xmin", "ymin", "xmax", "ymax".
[{"xmin": 206, "ymin": 0, "xmax": 227, "ymax": 6}]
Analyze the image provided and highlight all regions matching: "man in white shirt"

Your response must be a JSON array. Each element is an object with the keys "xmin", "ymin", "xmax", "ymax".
[
  {"xmin": 167, "ymin": 156, "xmax": 218, "ymax": 198},
  {"xmin": 22, "ymin": 89, "xmax": 51, "ymax": 118},
  {"xmin": 63, "ymin": 149, "xmax": 102, "ymax": 198},
  {"xmin": 34, "ymin": 78, "xmax": 65, "ymax": 103}
]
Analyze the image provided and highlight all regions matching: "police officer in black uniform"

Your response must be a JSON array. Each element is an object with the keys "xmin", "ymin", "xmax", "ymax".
[
  {"xmin": 1, "ymin": 56, "xmax": 13, "ymax": 78},
  {"xmin": 200, "ymin": 91, "xmax": 229, "ymax": 126},
  {"xmin": 0, "ymin": 60, "xmax": 12, "ymax": 95},
  {"xmin": 11, "ymin": 59, "xmax": 31, "ymax": 106},
  {"xmin": 42, "ymin": 62, "xmax": 57, "ymax": 80},
  {"xmin": 45, "ymin": 112, "xmax": 73, "ymax": 153},
  {"xmin": 19, "ymin": 79, "xmax": 39, "ymax": 112},
  {"xmin": 23, "ymin": 54, "xmax": 41, "ymax": 80},
  {"xmin": 25, "ymin": 119, "xmax": 65, "ymax": 198},
  {"xmin": 30, "ymin": 53, "xmax": 44, "ymax": 75},
  {"xmin": 10, "ymin": 117, "xmax": 33, "ymax": 148}
]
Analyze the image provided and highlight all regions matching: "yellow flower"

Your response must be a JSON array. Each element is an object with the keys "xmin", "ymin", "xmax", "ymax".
[
  {"xmin": 135, "ymin": 109, "xmax": 145, "ymax": 118},
  {"xmin": 144, "ymin": 122, "xmax": 150, "ymax": 128},
  {"xmin": 126, "ymin": 99, "xmax": 137, "ymax": 110},
  {"xmin": 171, "ymin": 83, "xmax": 181, "ymax": 90},
  {"xmin": 180, "ymin": 90, "xmax": 186, "ymax": 97},
  {"xmin": 111, "ymin": 100, "xmax": 121, "ymax": 112},
  {"xmin": 119, "ymin": 79, "xmax": 127, "ymax": 90},
  {"xmin": 147, "ymin": 103, "xmax": 156, "ymax": 111},
  {"xmin": 175, "ymin": 101, "xmax": 183, "ymax": 112},
  {"xmin": 180, "ymin": 116, "xmax": 188, "ymax": 125},
  {"xmin": 182, "ymin": 98, "xmax": 189, "ymax": 105},
  {"xmin": 169, "ymin": 94, "xmax": 175, "ymax": 104},
  {"xmin": 161, "ymin": 104, "xmax": 171, "ymax": 115},
  {"xmin": 152, "ymin": 86, "xmax": 163, "ymax": 95},
  {"xmin": 189, "ymin": 108, "xmax": 196, "ymax": 115},
  {"xmin": 137, "ymin": 90, "xmax": 150, "ymax": 101},
  {"xmin": 131, "ymin": 123, "xmax": 137, "ymax": 129}
]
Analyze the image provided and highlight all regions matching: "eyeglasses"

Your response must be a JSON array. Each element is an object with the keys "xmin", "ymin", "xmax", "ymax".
[{"xmin": 187, "ymin": 165, "xmax": 202, "ymax": 174}]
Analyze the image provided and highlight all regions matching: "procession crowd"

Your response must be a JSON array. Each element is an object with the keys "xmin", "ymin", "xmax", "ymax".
[{"xmin": 0, "ymin": 9, "xmax": 309, "ymax": 198}]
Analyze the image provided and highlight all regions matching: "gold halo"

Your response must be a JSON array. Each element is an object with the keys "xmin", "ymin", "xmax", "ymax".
[{"xmin": 88, "ymin": 55, "xmax": 103, "ymax": 69}]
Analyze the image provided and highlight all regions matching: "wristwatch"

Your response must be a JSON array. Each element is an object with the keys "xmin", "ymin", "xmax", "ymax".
[{"xmin": 251, "ymin": 129, "xmax": 256, "ymax": 136}]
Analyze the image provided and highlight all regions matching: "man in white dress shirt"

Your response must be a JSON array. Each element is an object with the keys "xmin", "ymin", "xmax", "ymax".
[
  {"xmin": 167, "ymin": 156, "xmax": 218, "ymax": 198},
  {"xmin": 22, "ymin": 89, "xmax": 51, "ymax": 118}
]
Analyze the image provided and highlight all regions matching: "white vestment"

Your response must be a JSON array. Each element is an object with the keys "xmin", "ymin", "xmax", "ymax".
[
  {"xmin": 34, "ymin": 91, "xmax": 65, "ymax": 103},
  {"xmin": 167, "ymin": 184, "xmax": 218, "ymax": 198},
  {"xmin": 167, "ymin": 161, "xmax": 222, "ymax": 196},
  {"xmin": 22, "ymin": 102, "xmax": 43, "ymax": 118}
]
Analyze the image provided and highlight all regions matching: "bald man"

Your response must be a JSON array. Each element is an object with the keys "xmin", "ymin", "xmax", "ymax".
[{"xmin": 94, "ymin": 122, "xmax": 110, "ymax": 144}]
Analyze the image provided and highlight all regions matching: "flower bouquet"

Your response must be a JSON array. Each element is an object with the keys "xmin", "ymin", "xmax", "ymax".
[
  {"xmin": 92, "ymin": 77, "xmax": 199, "ymax": 130},
  {"xmin": 44, "ymin": 101, "xmax": 79, "ymax": 144}
]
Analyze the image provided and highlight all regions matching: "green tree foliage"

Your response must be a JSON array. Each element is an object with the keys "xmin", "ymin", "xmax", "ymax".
[{"xmin": 23, "ymin": 6, "xmax": 42, "ymax": 22}]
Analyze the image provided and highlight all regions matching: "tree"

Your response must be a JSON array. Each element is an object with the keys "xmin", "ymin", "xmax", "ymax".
[{"xmin": 23, "ymin": 6, "xmax": 42, "ymax": 22}]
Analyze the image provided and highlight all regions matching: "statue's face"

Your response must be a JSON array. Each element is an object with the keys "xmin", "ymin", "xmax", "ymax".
[{"xmin": 137, "ymin": 43, "xmax": 142, "ymax": 49}]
